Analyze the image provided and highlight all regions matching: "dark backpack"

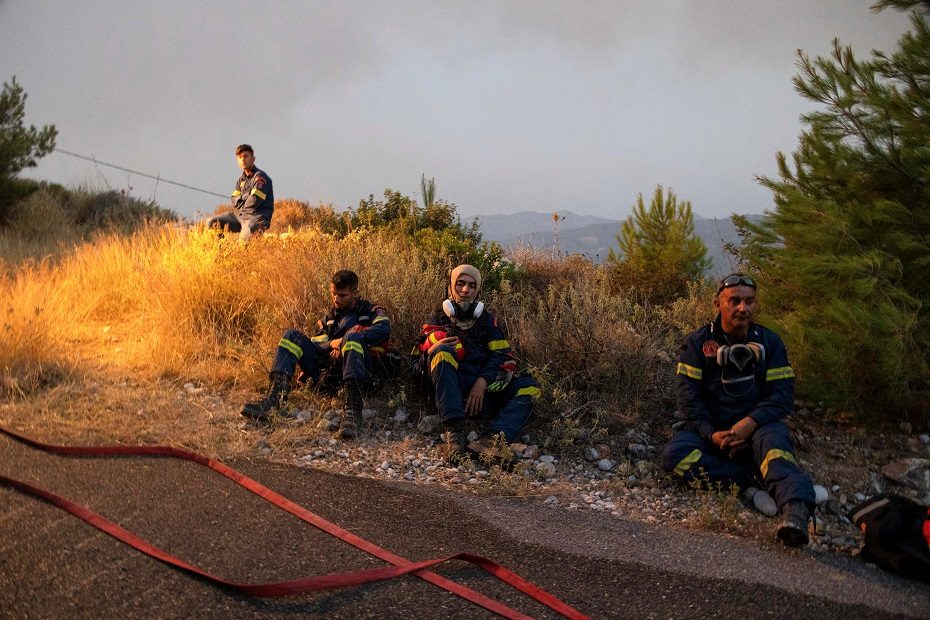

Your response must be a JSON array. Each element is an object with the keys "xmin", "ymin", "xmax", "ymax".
[{"xmin": 850, "ymin": 493, "xmax": 930, "ymax": 581}]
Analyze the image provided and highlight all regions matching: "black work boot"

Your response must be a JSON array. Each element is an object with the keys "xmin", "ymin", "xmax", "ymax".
[
  {"xmin": 776, "ymin": 500, "xmax": 811, "ymax": 547},
  {"xmin": 241, "ymin": 372, "xmax": 291, "ymax": 422},
  {"xmin": 337, "ymin": 379, "xmax": 364, "ymax": 440},
  {"xmin": 439, "ymin": 417, "xmax": 468, "ymax": 463}
]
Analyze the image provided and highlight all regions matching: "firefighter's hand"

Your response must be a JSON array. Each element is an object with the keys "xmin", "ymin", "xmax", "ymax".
[
  {"xmin": 465, "ymin": 377, "xmax": 487, "ymax": 416},
  {"xmin": 730, "ymin": 416, "xmax": 758, "ymax": 443},
  {"xmin": 329, "ymin": 338, "xmax": 342, "ymax": 359},
  {"xmin": 427, "ymin": 336, "xmax": 459, "ymax": 357},
  {"xmin": 711, "ymin": 430, "xmax": 733, "ymax": 450}
]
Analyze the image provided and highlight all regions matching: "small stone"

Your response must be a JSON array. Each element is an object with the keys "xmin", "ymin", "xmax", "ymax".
[
  {"xmin": 417, "ymin": 415, "xmax": 441, "ymax": 434},
  {"xmin": 831, "ymin": 484, "xmax": 841, "ymax": 493},
  {"xmin": 752, "ymin": 489, "xmax": 778, "ymax": 517},
  {"xmin": 584, "ymin": 447, "xmax": 600, "ymax": 462},
  {"xmin": 323, "ymin": 409, "xmax": 338, "ymax": 421},
  {"xmin": 183, "ymin": 382, "xmax": 196, "ymax": 391},
  {"xmin": 380, "ymin": 460, "xmax": 391, "ymax": 470},
  {"xmin": 920, "ymin": 434, "xmax": 930, "ymax": 445},
  {"xmin": 523, "ymin": 445, "xmax": 540, "ymax": 460},
  {"xmin": 627, "ymin": 443, "xmax": 648, "ymax": 460},
  {"xmin": 813, "ymin": 485, "xmax": 830, "ymax": 505},
  {"xmin": 295, "ymin": 409, "xmax": 315, "ymax": 423},
  {"xmin": 536, "ymin": 462, "xmax": 556, "ymax": 478},
  {"xmin": 597, "ymin": 459, "xmax": 614, "ymax": 472},
  {"xmin": 466, "ymin": 431, "xmax": 479, "ymax": 442},
  {"xmin": 854, "ymin": 492, "xmax": 866, "ymax": 502},
  {"xmin": 509, "ymin": 443, "xmax": 528, "ymax": 457},
  {"xmin": 392, "ymin": 408, "xmax": 409, "ymax": 424},
  {"xmin": 544, "ymin": 495, "xmax": 558, "ymax": 505},
  {"xmin": 881, "ymin": 458, "xmax": 930, "ymax": 492},
  {"xmin": 539, "ymin": 454, "xmax": 556, "ymax": 464},
  {"xmin": 404, "ymin": 472, "xmax": 415, "ymax": 481},
  {"xmin": 361, "ymin": 408, "xmax": 377, "ymax": 420}
]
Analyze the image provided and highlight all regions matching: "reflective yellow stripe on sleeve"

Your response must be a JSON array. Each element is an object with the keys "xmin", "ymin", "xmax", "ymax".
[
  {"xmin": 488, "ymin": 339, "xmax": 510, "ymax": 351},
  {"xmin": 676, "ymin": 363, "xmax": 702, "ymax": 380},
  {"xmin": 760, "ymin": 448, "xmax": 797, "ymax": 478},
  {"xmin": 231, "ymin": 190, "xmax": 241, "ymax": 197},
  {"xmin": 341, "ymin": 341, "xmax": 365, "ymax": 356},
  {"xmin": 515, "ymin": 386, "xmax": 541, "ymax": 400},
  {"xmin": 278, "ymin": 338, "xmax": 303, "ymax": 360},
  {"xmin": 250, "ymin": 188, "xmax": 267, "ymax": 200},
  {"xmin": 310, "ymin": 334, "xmax": 330, "ymax": 343},
  {"xmin": 430, "ymin": 351, "xmax": 459, "ymax": 371},
  {"xmin": 765, "ymin": 366, "xmax": 795, "ymax": 381},
  {"xmin": 673, "ymin": 449, "xmax": 703, "ymax": 477}
]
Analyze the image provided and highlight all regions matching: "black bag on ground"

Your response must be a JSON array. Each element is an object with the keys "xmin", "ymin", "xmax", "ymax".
[{"xmin": 850, "ymin": 493, "xmax": 930, "ymax": 581}]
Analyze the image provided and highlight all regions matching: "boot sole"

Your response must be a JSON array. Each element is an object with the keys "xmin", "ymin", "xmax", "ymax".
[{"xmin": 776, "ymin": 523, "xmax": 809, "ymax": 547}]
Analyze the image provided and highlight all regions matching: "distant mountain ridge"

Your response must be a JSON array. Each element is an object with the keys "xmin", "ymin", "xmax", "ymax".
[{"xmin": 470, "ymin": 210, "xmax": 763, "ymax": 276}]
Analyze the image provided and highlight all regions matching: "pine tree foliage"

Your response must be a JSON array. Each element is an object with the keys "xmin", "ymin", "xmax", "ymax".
[
  {"xmin": 734, "ymin": 1, "xmax": 930, "ymax": 422},
  {"xmin": 607, "ymin": 185, "xmax": 710, "ymax": 303},
  {"xmin": 0, "ymin": 77, "xmax": 57, "ymax": 178}
]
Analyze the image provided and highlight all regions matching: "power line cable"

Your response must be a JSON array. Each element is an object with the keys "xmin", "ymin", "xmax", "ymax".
[{"xmin": 52, "ymin": 148, "xmax": 228, "ymax": 199}]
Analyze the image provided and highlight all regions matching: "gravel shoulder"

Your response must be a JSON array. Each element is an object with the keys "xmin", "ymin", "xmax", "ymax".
[{"xmin": 3, "ymin": 427, "xmax": 930, "ymax": 619}]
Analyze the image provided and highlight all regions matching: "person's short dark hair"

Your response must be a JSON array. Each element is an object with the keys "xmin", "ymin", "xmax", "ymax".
[
  {"xmin": 716, "ymin": 273, "xmax": 756, "ymax": 295},
  {"xmin": 235, "ymin": 144, "xmax": 254, "ymax": 155},
  {"xmin": 332, "ymin": 270, "xmax": 359, "ymax": 291}
]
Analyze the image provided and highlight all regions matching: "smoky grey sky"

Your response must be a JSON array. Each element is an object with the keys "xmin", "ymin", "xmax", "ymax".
[{"xmin": 0, "ymin": 1, "xmax": 913, "ymax": 221}]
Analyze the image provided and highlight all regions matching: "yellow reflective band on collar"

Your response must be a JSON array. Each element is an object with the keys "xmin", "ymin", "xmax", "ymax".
[
  {"xmin": 488, "ymin": 339, "xmax": 510, "ymax": 351},
  {"xmin": 676, "ymin": 363, "xmax": 702, "ymax": 380},
  {"xmin": 231, "ymin": 190, "xmax": 241, "ymax": 197},
  {"xmin": 760, "ymin": 448, "xmax": 796, "ymax": 478},
  {"xmin": 278, "ymin": 338, "xmax": 303, "ymax": 360},
  {"xmin": 250, "ymin": 188, "xmax": 267, "ymax": 200},
  {"xmin": 372, "ymin": 315, "xmax": 389, "ymax": 324},
  {"xmin": 341, "ymin": 341, "xmax": 365, "ymax": 355},
  {"xmin": 516, "ymin": 386, "xmax": 540, "ymax": 400},
  {"xmin": 674, "ymin": 449, "xmax": 702, "ymax": 477},
  {"xmin": 766, "ymin": 366, "xmax": 795, "ymax": 381},
  {"xmin": 310, "ymin": 334, "xmax": 330, "ymax": 343},
  {"xmin": 430, "ymin": 351, "xmax": 459, "ymax": 371}
]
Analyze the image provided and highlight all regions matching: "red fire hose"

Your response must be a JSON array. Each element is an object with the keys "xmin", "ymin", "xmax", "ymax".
[{"xmin": 0, "ymin": 426, "xmax": 588, "ymax": 619}]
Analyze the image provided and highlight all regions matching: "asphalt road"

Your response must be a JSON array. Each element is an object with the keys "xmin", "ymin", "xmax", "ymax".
[{"xmin": 2, "ymin": 432, "xmax": 929, "ymax": 619}]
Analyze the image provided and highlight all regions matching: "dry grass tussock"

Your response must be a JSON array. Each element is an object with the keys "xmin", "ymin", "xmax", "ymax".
[{"xmin": 1, "ymin": 223, "xmax": 446, "ymax": 392}]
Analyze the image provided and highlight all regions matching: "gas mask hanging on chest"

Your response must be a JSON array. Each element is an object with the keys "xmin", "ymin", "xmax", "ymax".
[{"xmin": 717, "ymin": 342, "xmax": 765, "ymax": 396}]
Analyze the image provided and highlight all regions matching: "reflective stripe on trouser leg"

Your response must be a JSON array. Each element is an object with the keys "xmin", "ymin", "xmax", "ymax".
[
  {"xmin": 673, "ymin": 449, "xmax": 702, "ymax": 477},
  {"xmin": 430, "ymin": 345, "xmax": 465, "ymax": 421},
  {"xmin": 751, "ymin": 421, "xmax": 815, "ymax": 508},
  {"xmin": 272, "ymin": 329, "xmax": 322, "ymax": 381},
  {"xmin": 660, "ymin": 430, "xmax": 756, "ymax": 490},
  {"xmin": 487, "ymin": 376, "xmax": 539, "ymax": 443},
  {"xmin": 341, "ymin": 334, "xmax": 369, "ymax": 382}
]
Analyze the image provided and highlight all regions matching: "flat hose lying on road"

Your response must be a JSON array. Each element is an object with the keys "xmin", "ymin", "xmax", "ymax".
[{"xmin": 0, "ymin": 425, "xmax": 588, "ymax": 620}]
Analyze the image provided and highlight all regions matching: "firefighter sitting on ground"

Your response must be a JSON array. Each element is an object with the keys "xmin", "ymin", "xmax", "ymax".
[
  {"xmin": 416, "ymin": 264, "xmax": 540, "ymax": 461},
  {"xmin": 207, "ymin": 143, "xmax": 274, "ymax": 241},
  {"xmin": 660, "ymin": 273, "xmax": 816, "ymax": 547},
  {"xmin": 242, "ymin": 270, "xmax": 392, "ymax": 439}
]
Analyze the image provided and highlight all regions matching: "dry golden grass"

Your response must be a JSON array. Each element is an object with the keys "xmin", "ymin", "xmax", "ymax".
[{"xmin": 0, "ymin": 220, "xmax": 705, "ymax": 458}]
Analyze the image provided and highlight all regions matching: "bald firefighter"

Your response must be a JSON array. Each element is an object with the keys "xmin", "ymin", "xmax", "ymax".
[{"xmin": 661, "ymin": 274, "xmax": 816, "ymax": 547}]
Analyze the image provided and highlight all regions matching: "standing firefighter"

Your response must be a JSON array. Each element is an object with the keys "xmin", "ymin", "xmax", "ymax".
[
  {"xmin": 418, "ymin": 264, "xmax": 540, "ymax": 462},
  {"xmin": 207, "ymin": 144, "xmax": 274, "ymax": 240},
  {"xmin": 661, "ymin": 274, "xmax": 816, "ymax": 547},
  {"xmin": 242, "ymin": 270, "xmax": 392, "ymax": 439}
]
